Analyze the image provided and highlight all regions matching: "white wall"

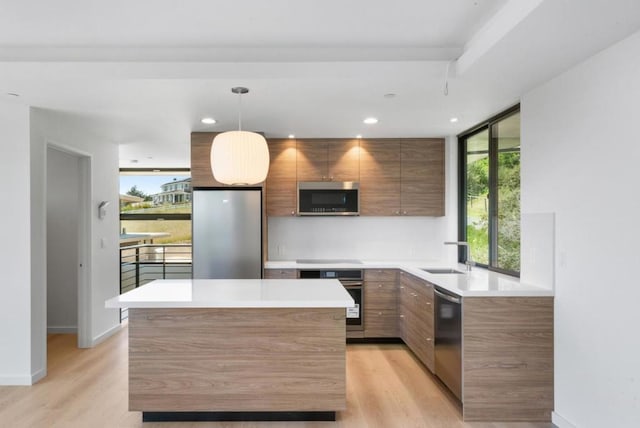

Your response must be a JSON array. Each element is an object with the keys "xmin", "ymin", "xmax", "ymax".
[
  {"xmin": 46, "ymin": 147, "xmax": 80, "ymax": 332},
  {"xmin": 0, "ymin": 102, "xmax": 32, "ymax": 384},
  {"xmin": 521, "ymin": 30, "xmax": 640, "ymax": 428},
  {"xmin": 29, "ymin": 108, "xmax": 120, "ymax": 381},
  {"xmin": 269, "ymin": 136, "xmax": 459, "ymax": 262}
]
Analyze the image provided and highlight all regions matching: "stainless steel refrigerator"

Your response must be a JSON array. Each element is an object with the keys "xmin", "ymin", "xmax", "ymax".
[{"xmin": 192, "ymin": 189, "xmax": 262, "ymax": 279}]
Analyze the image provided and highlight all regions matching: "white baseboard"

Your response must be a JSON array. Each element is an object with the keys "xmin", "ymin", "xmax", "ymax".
[
  {"xmin": 47, "ymin": 326, "xmax": 78, "ymax": 334},
  {"xmin": 31, "ymin": 367, "xmax": 47, "ymax": 384},
  {"xmin": 0, "ymin": 374, "xmax": 34, "ymax": 385},
  {"xmin": 91, "ymin": 323, "xmax": 122, "ymax": 347},
  {"xmin": 552, "ymin": 411, "xmax": 577, "ymax": 428}
]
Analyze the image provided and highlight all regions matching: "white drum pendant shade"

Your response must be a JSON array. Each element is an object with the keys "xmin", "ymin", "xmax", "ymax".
[{"xmin": 210, "ymin": 130, "xmax": 270, "ymax": 185}]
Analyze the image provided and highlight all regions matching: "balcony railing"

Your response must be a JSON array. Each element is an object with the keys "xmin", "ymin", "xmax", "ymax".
[{"xmin": 120, "ymin": 243, "xmax": 192, "ymax": 320}]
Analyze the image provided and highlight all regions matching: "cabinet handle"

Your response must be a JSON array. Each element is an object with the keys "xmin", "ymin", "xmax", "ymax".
[
  {"xmin": 426, "ymin": 337, "xmax": 432, "ymax": 342},
  {"xmin": 411, "ymin": 293, "xmax": 418, "ymax": 297},
  {"xmin": 378, "ymin": 312, "xmax": 382, "ymax": 316},
  {"xmin": 330, "ymin": 176, "xmax": 334, "ymax": 181},
  {"xmin": 291, "ymin": 210, "xmax": 295, "ymax": 216},
  {"xmin": 426, "ymin": 302, "xmax": 431, "ymax": 306},
  {"xmin": 394, "ymin": 210, "xmax": 400, "ymax": 215},
  {"xmin": 378, "ymin": 284, "xmax": 383, "ymax": 288},
  {"xmin": 403, "ymin": 210, "xmax": 408, "ymax": 215},
  {"xmin": 399, "ymin": 314, "xmax": 405, "ymax": 318}
]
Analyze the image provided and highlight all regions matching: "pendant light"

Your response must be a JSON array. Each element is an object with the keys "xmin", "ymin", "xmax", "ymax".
[{"xmin": 210, "ymin": 87, "xmax": 270, "ymax": 185}]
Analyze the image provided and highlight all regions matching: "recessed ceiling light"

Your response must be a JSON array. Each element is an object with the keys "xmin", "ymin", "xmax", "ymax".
[
  {"xmin": 356, "ymin": 134, "xmax": 363, "ymax": 139},
  {"xmin": 131, "ymin": 159, "xmax": 139, "ymax": 163},
  {"xmin": 383, "ymin": 93, "xmax": 396, "ymax": 99},
  {"xmin": 201, "ymin": 117, "xmax": 217, "ymax": 125},
  {"xmin": 450, "ymin": 117, "xmax": 459, "ymax": 123},
  {"xmin": 363, "ymin": 117, "xmax": 379, "ymax": 125},
  {"xmin": 288, "ymin": 134, "xmax": 295, "ymax": 139}
]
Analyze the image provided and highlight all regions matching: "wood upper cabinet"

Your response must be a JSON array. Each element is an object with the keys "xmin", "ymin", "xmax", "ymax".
[
  {"xmin": 359, "ymin": 139, "xmax": 401, "ymax": 216},
  {"xmin": 360, "ymin": 138, "xmax": 444, "ymax": 216},
  {"xmin": 191, "ymin": 132, "xmax": 227, "ymax": 187},
  {"xmin": 400, "ymin": 139, "xmax": 445, "ymax": 216},
  {"xmin": 328, "ymin": 139, "xmax": 360, "ymax": 182},
  {"xmin": 296, "ymin": 139, "xmax": 359, "ymax": 182},
  {"xmin": 266, "ymin": 139, "xmax": 297, "ymax": 216}
]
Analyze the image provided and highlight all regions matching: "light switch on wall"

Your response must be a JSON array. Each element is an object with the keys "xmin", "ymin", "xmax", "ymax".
[{"xmin": 100, "ymin": 238, "xmax": 106, "ymax": 249}]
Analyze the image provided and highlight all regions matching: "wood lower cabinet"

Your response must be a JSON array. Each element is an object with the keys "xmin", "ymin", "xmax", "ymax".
[
  {"xmin": 462, "ymin": 297, "xmax": 554, "ymax": 421},
  {"xmin": 364, "ymin": 269, "xmax": 398, "ymax": 337},
  {"xmin": 263, "ymin": 269, "xmax": 297, "ymax": 279},
  {"xmin": 266, "ymin": 139, "xmax": 297, "ymax": 216},
  {"xmin": 398, "ymin": 271, "xmax": 434, "ymax": 372}
]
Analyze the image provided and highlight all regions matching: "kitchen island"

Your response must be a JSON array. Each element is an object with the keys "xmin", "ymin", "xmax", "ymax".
[{"xmin": 105, "ymin": 279, "xmax": 354, "ymax": 422}]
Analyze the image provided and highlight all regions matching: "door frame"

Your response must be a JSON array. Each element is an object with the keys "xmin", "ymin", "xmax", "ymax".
[{"xmin": 46, "ymin": 143, "xmax": 92, "ymax": 348}]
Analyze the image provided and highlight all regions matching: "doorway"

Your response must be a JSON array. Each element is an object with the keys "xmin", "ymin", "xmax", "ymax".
[{"xmin": 46, "ymin": 145, "xmax": 91, "ymax": 348}]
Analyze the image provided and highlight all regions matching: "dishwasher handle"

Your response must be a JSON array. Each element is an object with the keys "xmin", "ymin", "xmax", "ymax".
[{"xmin": 434, "ymin": 288, "xmax": 462, "ymax": 304}]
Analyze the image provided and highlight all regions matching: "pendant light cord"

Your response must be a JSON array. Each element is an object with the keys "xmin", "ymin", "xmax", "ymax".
[{"xmin": 237, "ymin": 91, "xmax": 242, "ymax": 131}]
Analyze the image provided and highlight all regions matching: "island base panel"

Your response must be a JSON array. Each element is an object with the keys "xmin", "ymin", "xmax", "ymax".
[{"xmin": 128, "ymin": 307, "xmax": 346, "ymax": 412}]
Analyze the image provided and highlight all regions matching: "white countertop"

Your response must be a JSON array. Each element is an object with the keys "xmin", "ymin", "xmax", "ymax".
[
  {"xmin": 105, "ymin": 278, "xmax": 355, "ymax": 309},
  {"xmin": 265, "ymin": 260, "xmax": 554, "ymax": 297}
]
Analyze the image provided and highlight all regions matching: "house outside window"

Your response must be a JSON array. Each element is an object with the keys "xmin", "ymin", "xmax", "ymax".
[{"xmin": 458, "ymin": 106, "xmax": 520, "ymax": 276}]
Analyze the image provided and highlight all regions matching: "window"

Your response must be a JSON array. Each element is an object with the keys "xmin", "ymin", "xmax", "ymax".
[
  {"xmin": 119, "ymin": 169, "xmax": 192, "ymax": 245},
  {"xmin": 459, "ymin": 106, "xmax": 520, "ymax": 275}
]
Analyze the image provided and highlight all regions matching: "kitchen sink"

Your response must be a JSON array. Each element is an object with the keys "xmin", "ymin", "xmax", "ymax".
[{"xmin": 421, "ymin": 268, "xmax": 465, "ymax": 274}]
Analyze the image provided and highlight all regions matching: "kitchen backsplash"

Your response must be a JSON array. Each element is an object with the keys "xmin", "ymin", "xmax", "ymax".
[{"xmin": 268, "ymin": 216, "xmax": 454, "ymax": 261}]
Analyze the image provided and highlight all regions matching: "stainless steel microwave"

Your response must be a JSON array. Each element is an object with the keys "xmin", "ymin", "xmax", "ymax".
[{"xmin": 297, "ymin": 181, "xmax": 359, "ymax": 216}]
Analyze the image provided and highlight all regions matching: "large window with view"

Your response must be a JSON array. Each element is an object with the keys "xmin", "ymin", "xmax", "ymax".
[
  {"xmin": 119, "ymin": 169, "xmax": 192, "ymax": 306},
  {"xmin": 459, "ymin": 107, "xmax": 520, "ymax": 275}
]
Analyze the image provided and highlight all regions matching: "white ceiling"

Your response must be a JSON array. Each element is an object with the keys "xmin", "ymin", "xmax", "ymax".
[{"xmin": 1, "ymin": 0, "xmax": 639, "ymax": 168}]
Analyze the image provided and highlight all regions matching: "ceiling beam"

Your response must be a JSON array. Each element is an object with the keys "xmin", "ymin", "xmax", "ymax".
[{"xmin": 455, "ymin": 0, "xmax": 544, "ymax": 76}]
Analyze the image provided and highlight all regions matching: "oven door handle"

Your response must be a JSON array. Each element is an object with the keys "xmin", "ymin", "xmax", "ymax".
[{"xmin": 340, "ymin": 281, "xmax": 363, "ymax": 287}]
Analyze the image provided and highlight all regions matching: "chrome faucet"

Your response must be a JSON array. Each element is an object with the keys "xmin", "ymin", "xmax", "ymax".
[{"xmin": 444, "ymin": 241, "xmax": 475, "ymax": 272}]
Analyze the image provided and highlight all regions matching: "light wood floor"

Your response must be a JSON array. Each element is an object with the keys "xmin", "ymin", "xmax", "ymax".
[{"xmin": 0, "ymin": 327, "xmax": 554, "ymax": 428}]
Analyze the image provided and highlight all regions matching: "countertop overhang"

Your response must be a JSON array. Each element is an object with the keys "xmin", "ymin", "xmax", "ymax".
[
  {"xmin": 266, "ymin": 260, "xmax": 554, "ymax": 297},
  {"xmin": 105, "ymin": 278, "xmax": 355, "ymax": 309}
]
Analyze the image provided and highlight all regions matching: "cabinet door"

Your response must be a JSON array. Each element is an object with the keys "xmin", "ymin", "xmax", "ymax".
[
  {"xmin": 359, "ymin": 139, "xmax": 401, "ymax": 216},
  {"xmin": 398, "ymin": 272, "xmax": 412, "ymax": 342},
  {"xmin": 263, "ymin": 269, "xmax": 297, "ymax": 279},
  {"xmin": 266, "ymin": 139, "xmax": 297, "ymax": 216},
  {"xmin": 296, "ymin": 139, "xmax": 328, "ymax": 181},
  {"xmin": 328, "ymin": 139, "xmax": 360, "ymax": 182},
  {"xmin": 400, "ymin": 139, "xmax": 445, "ymax": 216},
  {"xmin": 364, "ymin": 269, "xmax": 398, "ymax": 282},
  {"xmin": 400, "ymin": 272, "xmax": 435, "ymax": 372},
  {"xmin": 364, "ymin": 281, "xmax": 397, "ymax": 337}
]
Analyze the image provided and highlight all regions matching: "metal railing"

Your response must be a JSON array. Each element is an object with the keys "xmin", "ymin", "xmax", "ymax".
[{"xmin": 120, "ymin": 243, "xmax": 192, "ymax": 320}]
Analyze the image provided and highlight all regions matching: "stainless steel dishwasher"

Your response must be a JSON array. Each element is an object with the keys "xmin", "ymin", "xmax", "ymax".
[{"xmin": 434, "ymin": 287, "xmax": 462, "ymax": 400}]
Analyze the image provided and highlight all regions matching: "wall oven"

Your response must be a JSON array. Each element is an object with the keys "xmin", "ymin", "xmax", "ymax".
[
  {"xmin": 297, "ymin": 181, "xmax": 359, "ymax": 216},
  {"xmin": 298, "ymin": 269, "xmax": 363, "ymax": 331}
]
